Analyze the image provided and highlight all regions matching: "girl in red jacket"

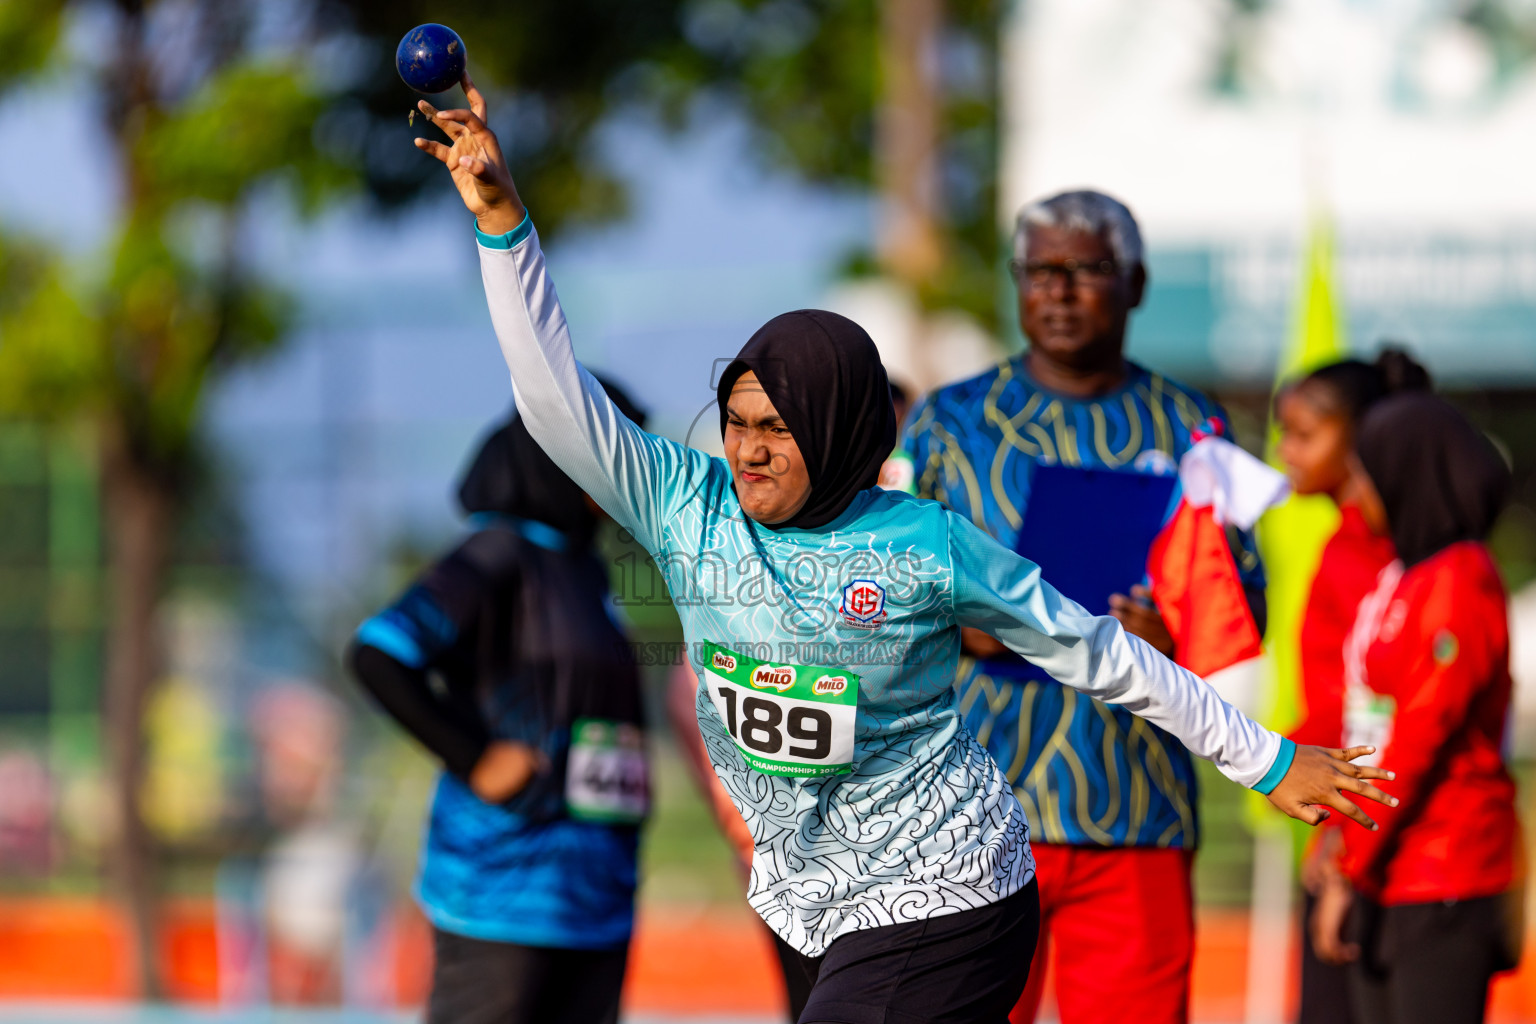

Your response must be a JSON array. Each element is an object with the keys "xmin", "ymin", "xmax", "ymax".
[
  {"xmin": 1276, "ymin": 350, "xmax": 1430, "ymax": 1024},
  {"xmin": 1315, "ymin": 393, "xmax": 1518, "ymax": 1024}
]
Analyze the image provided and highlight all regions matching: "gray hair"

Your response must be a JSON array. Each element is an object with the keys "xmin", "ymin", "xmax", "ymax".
[{"xmin": 1013, "ymin": 190, "xmax": 1144, "ymax": 275}]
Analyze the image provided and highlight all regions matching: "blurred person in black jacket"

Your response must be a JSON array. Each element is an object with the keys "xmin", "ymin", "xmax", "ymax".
[{"xmin": 348, "ymin": 379, "xmax": 649, "ymax": 1024}]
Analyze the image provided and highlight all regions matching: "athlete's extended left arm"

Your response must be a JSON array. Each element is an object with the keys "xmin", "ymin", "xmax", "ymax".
[{"xmin": 946, "ymin": 512, "xmax": 1397, "ymax": 829}]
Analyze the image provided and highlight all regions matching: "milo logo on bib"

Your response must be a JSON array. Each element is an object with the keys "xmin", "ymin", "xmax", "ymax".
[
  {"xmin": 813, "ymin": 675, "xmax": 848, "ymax": 696},
  {"xmin": 750, "ymin": 664, "xmax": 796, "ymax": 692},
  {"xmin": 702, "ymin": 640, "xmax": 859, "ymax": 778}
]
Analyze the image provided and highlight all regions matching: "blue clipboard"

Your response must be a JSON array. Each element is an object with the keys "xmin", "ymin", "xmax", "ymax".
[
  {"xmin": 1015, "ymin": 464, "xmax": 1179, "ymax": 616},
  {"xmin": 982, "ymin": 464, "xmax": 1178, "ymax": 679}
]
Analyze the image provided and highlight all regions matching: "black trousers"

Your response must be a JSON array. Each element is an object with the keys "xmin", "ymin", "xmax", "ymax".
[
  {"xmin": 773, "ymin": 880, "xmax": 1040, "ymax": 1024},
  {"xmin": 1349, "ymin": 894, "xmax": 1516, "ymax": 1024},
  {"xmin": 773, "ymin": 928, "xmax": 818, "ymax": 1022},
  {"xmin": 1299, "ymin": 891, "xmax": 1357, "ymax": 1024},
  {"xmin": 426, "ymin": 927, "xmax": 629, "ymax": 1024}
]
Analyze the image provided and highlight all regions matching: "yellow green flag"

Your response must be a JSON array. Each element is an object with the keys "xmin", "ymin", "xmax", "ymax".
[{"xmin": 1258, "ymin": 215, "xmax": 1349, "ymax": 738}]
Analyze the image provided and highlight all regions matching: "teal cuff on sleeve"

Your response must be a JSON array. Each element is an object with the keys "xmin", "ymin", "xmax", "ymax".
[
  {"xmin": 474, "ymin": 211, "xmax": 533, "ymax": 250},
  {"xmin": 1252, "ymin": 736, "xmax": 1296, "ymax": 795}
]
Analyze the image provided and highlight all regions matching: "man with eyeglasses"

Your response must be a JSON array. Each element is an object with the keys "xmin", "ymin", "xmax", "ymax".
[{"xmin": 904, "ymin": 189, "xmax": 1265, "ymax": 1024}]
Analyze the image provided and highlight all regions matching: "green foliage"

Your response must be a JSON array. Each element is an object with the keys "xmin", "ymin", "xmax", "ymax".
[
  {"xmin": 136, "ymin": 62, "xmax": 353, "ymax": 214},
  {"xmin": 0, "ymin": 0, "xmax": 1014, "ymax": 466},
  {"xmin": 98, "ymin": 216, "xmax": 293, "ymax": 465},
  {"xmin": 0, "ymin": 0, "xmax": 63, "ymax": 92},
  {"xmin": 325, "ymin": 0, "xmax": 711, "ymax": 234},
  {"xmin": 331, "ymin": 0, "xmax": 1006, "ymax": 324},
  {"xmin": 0, "ymin": 6, "xmax": 361, "ymax": 443},
  {"xmin": 0, "ymin": 239, "xmax": 101, "ymax": 418},
  {"xmin": 0, "ymin": 219, "xmax": 292, "ymax": 466},
  {"xmin": 662, "ymin": 0, "xmax": 1003, "ymax": 324},
  {"xmin": 670, "ymin": 0, "xmax": 880, "ymax": 184},
  {"xmin": 0, "ymin": 37, "xmax": 341, "ymax": 469}
]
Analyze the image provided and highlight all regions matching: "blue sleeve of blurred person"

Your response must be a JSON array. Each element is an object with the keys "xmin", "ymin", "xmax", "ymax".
[{"xmin": 355, "ymin": 584, "xmax": 460, "ymax": 668}]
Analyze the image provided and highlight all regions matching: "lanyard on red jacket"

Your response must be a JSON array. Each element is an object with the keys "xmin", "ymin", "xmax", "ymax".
[{"xmin": 1342, "ymin": 559, "xmax": 1406, "ymax": 767}]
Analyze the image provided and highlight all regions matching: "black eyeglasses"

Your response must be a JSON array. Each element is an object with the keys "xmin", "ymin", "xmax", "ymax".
[{"xmin": 1009, "ymin": 258, "xmax": 1120, "ymax": 290}]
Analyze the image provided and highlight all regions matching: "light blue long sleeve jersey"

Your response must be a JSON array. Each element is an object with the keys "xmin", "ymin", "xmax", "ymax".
[{"xmin": 475, "ymin": 216, "xmax": 1294, "ymax": 957}]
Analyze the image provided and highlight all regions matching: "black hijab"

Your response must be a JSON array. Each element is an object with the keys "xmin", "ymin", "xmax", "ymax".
[
  {"xmin": 716, "ymin": 309, "xmax": 897, "ymax": 530},
  {"xmin": 458, "ymin": 376, "xmax": 647, "ymax": 548},
  {"xmin": 1356, "ymin": 393, "xmax": 1509, "ymax": 568}
]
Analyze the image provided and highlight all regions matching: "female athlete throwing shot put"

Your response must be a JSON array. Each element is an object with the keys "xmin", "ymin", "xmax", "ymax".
[{"xmin": 412, "ymin": 76, "xmax": 1397, "ymax": 1024}]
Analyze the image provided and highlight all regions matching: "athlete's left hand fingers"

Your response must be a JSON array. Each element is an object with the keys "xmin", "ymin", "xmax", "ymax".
[
  {"xmin": 1286, "ymin": 801, "xmax": 1332, "ymax": 826},
  {"xmin": 1336, "ymin": 773, "xmax": 1398, "ymax": 809},
  {"xmin": 1335, "ymin": 758, "xmax": 1395, "ymax": 783},
  {"xmin": 1319, "ymin": 790, "xmax": 1378, "ymax": 831}
]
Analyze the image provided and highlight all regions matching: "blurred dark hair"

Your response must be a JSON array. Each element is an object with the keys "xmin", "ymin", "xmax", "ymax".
[
  {"xmin": 457, "ymin": 375, "xmax": 646, "ymax": 544},
  {"xmin": 1277, "ymin": 345, "xmax": 1431, "ymax": 423},
  {"xmin": 1357, "ymin": 394, "xmax": 1510, "ymax": 566}
]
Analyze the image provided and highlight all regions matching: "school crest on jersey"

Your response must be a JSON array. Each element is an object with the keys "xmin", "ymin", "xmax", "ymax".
[{"xmin": 840, "ymin": 579, "xmax": 888, "ymax": 628}]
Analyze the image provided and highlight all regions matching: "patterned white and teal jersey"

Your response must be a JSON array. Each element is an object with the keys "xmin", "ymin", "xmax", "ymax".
[{"xmin": 473, "ymin": 217, "xmax": 1291, "ymax": 956}]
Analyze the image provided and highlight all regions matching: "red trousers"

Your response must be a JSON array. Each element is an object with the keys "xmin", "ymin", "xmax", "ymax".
[{"xmin": 1010, "ymin": 844, "xmax": 1195, "ymax": 1024}]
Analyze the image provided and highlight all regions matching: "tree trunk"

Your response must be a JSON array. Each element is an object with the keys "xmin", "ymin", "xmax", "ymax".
[
  {"xmin": 876, "ymin": 0, "xmax": 945, "ymax": 287},
  {"xmin": 100, "ymin": 419, "xmax": 175, "ymax": 1000}
]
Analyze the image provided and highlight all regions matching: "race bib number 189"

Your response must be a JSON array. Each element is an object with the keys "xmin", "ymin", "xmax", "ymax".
[{"xmin": 702, "ymin": 640, "xmax": 859, "ymax": 777}]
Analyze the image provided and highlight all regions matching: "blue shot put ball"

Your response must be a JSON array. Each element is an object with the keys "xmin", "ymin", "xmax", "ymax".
[{"xmin": 396, "ymin": 24, "xmax": 467, "ymax": 94}]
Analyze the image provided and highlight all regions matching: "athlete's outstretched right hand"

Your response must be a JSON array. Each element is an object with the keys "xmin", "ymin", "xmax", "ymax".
[{"xmin": 413, "ymin": 71, "xmax": 526, "ymax": 235}]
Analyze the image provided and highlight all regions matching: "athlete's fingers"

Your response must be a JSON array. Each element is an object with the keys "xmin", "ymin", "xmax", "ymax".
[
  {"xmin": 454, "ymin": 155, "xmax": 496, "ymax": 181},
  {"xmin": 417, "ymin": 99, "xmax": 465, "ymax": 140},
  {"xmin": 1336, "ymin": 745, "xmax": 1377, "ymax": 762},
  {"xmin": 435, "ymin": 105, "xmax": 508, "ymax": 174},
  {"xmin": 414, "ymin": 137, "xmax": 453, "ymax": 164},
  {"xmin": 1337, "ymin": 759, "xmax": 1396, "ymax": 782},
  {"xmin": 463, "ymin": 70, "xmax": 488, "ymax": 121},
  {"xmin": 434, "ymin": 106, "xmax": 489, "ymax": 136},
  {"xmin": 1337, "ymin": 774, "xmax": 1398, "ymax": 809},
  {"xmin": 1322, "ymin": 791, "xmax": 1378, "ymax": 831},
  {"xmin": 1289, "ymin": 801, "xmax": 1331, "ymax": 826}
]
